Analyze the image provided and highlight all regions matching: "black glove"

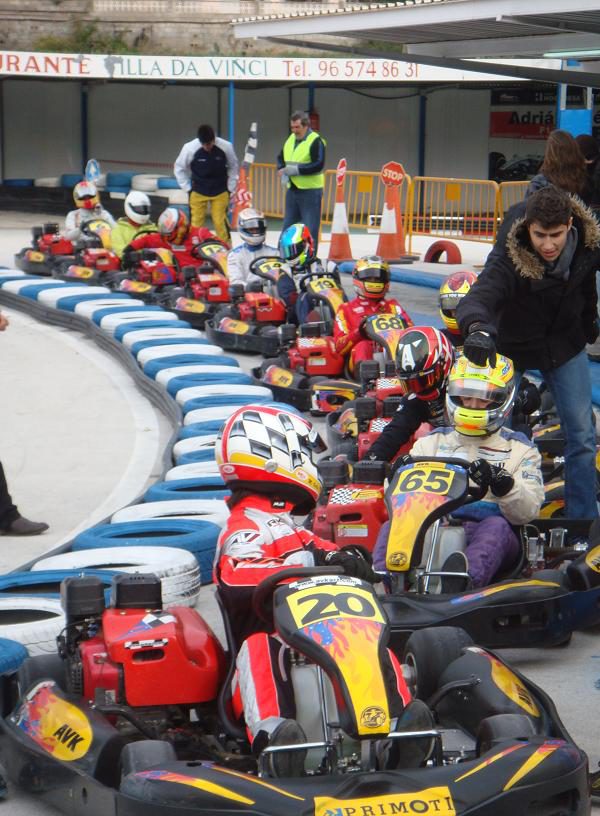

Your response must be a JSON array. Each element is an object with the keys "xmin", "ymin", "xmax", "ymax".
[
  {"xmin": 121, "ymin": 247, "xmax": 139, "ymax": 269},
  {"xmin": 312, "ymin": 545, "xmax": 379, "ymax": 583},
  {"xmin": 489, "ymin": 465, "xmax": 514, "ymax": 497},
  {"xmin": 390, "ymin": 454, "xmax": 412, "ymax": 476},
  {"xmin": 468, "ymin": 458, "xmax": 492, "ymax": 490},
  {"xmin": 463, "ymin": 328, "xmax": 497, "ymax": 367},
  {"xmin": 586, "ymin": 319, "xmax": 600, "ymax": 344}
]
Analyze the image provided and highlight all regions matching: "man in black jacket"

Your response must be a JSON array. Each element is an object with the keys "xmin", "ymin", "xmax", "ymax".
[{"xmin": 457, "ymin": 185, "xmax": 600, "ymax": 522}]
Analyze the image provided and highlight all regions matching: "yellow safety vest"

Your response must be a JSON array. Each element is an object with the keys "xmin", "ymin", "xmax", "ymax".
[{"xmin": 282, "ymin": 131, "xmax": 325, "ymax": 190}]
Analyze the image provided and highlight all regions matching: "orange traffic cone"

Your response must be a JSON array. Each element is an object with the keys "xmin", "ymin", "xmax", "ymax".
[
  {"xmin": 231, "ymin": 166, "xmax": 253, "ymax": 230},
  {"xmin": 376, "ymin": 183, "xmax": 406, "ymax": 262},
  {"xmin": 328, "ymin": 163, "xmax": 353, "ymax": 263}
]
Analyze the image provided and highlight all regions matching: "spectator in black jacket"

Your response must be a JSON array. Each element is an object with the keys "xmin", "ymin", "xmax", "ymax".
[{"xmin": 457, "ymin": 185, "xmax": 600, "ymax": 524}]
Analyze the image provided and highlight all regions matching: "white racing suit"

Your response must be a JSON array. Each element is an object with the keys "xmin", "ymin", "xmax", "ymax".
[{"xmin": 374, "ymin": 426, "xmax": 544, "ymax": 585}]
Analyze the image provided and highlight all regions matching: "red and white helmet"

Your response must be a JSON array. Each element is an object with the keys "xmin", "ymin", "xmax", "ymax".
[
  {"xmin": 215, "ymin": 404, "xmax": 325, "ymax": 512},
  {"xmin": 394, "ymin": 326, "xmax": 455, "ymax": 401},
  {"xmin": 158, "ymin": 206, "xmax": 189, "ymax": 244},
  {"xmin": 73, "ymin": 180, "xmax": 99, "ymax": 210},
  {"xmin": 439, "ymin": 270, "xmax": 478, "ymax": 335}
]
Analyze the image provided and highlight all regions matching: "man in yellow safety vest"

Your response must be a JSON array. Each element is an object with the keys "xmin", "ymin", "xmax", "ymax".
[{"xmin": 277, "ymin": 111, "xmax": 326, "ymax": 254}]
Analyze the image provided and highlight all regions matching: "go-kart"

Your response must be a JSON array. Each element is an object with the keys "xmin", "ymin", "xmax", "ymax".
[
  {"xmin": 52, "ymin": 219, "xmax": 121, "ymax": 284},
  {"xmin": 211, "ymin": 567, "xmax": 588, "ymax": 813},
  {"xmin": 0, "ymin": 568, "xmax": 589, "ymax": 814},
  {"xmin": 254, "ymin": 311, "xmax": 409, "ymax": 417},
  {"xmin": 369, "ymin": 455, "xmax": 600, "ymax": 649},
  {"xmin": 14, "ymin": 221, "xmax": 75, "ymax": 276},
  {"xmin": 205, "ymin": 256, "xmax": 290, "ymax": 355}
]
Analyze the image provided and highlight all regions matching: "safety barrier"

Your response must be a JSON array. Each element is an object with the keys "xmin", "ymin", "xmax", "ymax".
[
  {"xmin": 249, "ymin": 163, "xmax": 528, "ymax": 245},
  {"xmin": 498, "ymin": 180, "xmax": 529, "ymax": 218}
]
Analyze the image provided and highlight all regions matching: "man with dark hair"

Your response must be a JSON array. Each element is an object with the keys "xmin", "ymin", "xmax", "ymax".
[
  {"xmin": 457, "ymin": 185, "xmax": 600, "ymax": 526},
  {"xmin": 277, "ymin": 110, "xmax": 326, "ymax": 252},
  {"xmin": 174, "ymin": 123, "xmax": 239, "ymax": 244}
]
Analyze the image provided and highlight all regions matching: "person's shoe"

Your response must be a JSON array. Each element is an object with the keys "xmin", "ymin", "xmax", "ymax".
[
  {"xmin": 1, "ymin": 515, "xmax": 49, "ymax": 536},
  {"xmin": 377, "ymin": 699, "xmax": 436, "ymax": 769},
  {"xmin": 265, "ymin": 719, "xmax": 307, "ymax": 778},
  {"xmin": 440, "ymin": 551, "xmax": 470, "ymax": 594}
]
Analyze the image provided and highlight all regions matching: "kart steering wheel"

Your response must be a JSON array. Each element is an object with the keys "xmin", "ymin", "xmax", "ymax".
[{"xmin": 252, "ymin": 566, "xmax": 343, "ymax": 627}]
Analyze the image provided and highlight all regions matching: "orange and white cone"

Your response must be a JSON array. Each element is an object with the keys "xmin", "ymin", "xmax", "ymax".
[
  {"xmin": 328, "ymin": 160, "xmax": 353, "ymax": 263},
  {"xmin": 231, "ymin": 166, "xmax": 252, "ymax": 230},
  {"xmin": 376, "ymin": 182, "xmax": 407, "ymax": 263}
]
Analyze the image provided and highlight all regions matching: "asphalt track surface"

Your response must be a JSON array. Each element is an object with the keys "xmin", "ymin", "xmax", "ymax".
[{"xmin": 0, "ymin": 213, "xmax": 599, "ymax": 814}]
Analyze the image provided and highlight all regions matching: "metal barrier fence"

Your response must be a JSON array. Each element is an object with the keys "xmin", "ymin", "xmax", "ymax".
[
  {"xmin": 249, "ymin": 163, "xmax": 528, "ymax": 245},
  {"xmin": 498, "ymin": 181, "xmax": 529, "ymax": 218}
]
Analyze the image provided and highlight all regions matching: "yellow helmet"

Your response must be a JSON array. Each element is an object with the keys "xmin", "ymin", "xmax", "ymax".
[
  {"xmin": 446, "ymin": 354, "xmax": 515, "ymax": 436},
  {"xmin": 438, "ymin": 270, "xmax": 478, "ymax": 335}
]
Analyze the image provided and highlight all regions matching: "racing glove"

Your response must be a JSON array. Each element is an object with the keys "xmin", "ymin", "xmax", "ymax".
[
  {"xmin": 463, "ymin": 326, "xmax": 497, "ymax": 368},
  {"xmin": 311, "ymin": 545, "xmax": 380, "ymax": 583},
  {"xmin": 489, "ymin": 465, "xmax": 514, "ymax": 497},
  {"xmin": 467, "ymin": 458, "xmax": 493, "ymax": 490}
]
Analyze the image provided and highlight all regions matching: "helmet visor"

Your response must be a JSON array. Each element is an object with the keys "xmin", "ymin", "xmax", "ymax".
[
  {"xmin": 356, "ymin": 266, "xmax": 387, "ymax": 282},
  {"xmin": 130, "ymin": 204, "xmax": 150, "ymax": 216},
  {"xmin": 399, "ymin": 367, "xmax": 443, "ymax": 395},
  {"xmin": 439, "ymin": 292, "xmax": 463, "ymax": 311},
  {"xmin": 448, "ymin": 377, "xmax": 507, "ymax": 408}
]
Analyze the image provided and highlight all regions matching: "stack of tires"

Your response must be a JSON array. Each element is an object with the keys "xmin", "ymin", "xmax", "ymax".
[{"xmin": 0, "ymin": 268, "xmax": 278, "ymax": 661}]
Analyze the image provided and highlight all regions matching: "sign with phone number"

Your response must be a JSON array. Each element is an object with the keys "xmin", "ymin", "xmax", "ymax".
[{"xmin": 0, "ymin": 51, "xmax": 541, "ymax": 83}]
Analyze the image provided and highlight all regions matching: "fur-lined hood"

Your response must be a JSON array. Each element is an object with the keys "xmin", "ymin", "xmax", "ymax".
[{"xmin": 506, "ymin": 196, "xmax": 600, "ymax": 280}]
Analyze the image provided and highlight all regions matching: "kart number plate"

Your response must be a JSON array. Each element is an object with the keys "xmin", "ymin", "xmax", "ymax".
[
  {"xmin": 28, "ymin": 250, "xmax": 46, "ymax": 261},
  {"xmin": 394, "ymin": 463, "xmax": 456, "ymax": 495},
  {"xmin": 176, "ymin": 298, "xmax": 205, "ymax": 313},
  {"xmin": 286, "ymin": 583, "xmax": 385, "ymax": 629},
  {"xmin": 221, "ymin": 318, "xmax": 249, "ymax": 334},
  {"xmin": 198, "ymin": 242, "xmax": 226, "ymax": 257},
  {"xmin": 369, "ymin": 314, "xmax": 407, "ymax": 333},
  {"xmin": 254, "ymin": 258, "xmax": 285, "ymax": 277},
  {"xmin": 68, "ymin": 266, "xmax": 94, "ymax": 279}
]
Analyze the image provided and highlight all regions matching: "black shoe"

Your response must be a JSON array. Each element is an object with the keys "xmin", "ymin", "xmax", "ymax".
[
  {"xmin": 1, "ymin": 515, "xmax": 49, "ymax": 536},
  {"xmin": 441, "ymin": 551, "xmax": 470, "ymax": 594},
  {"xmin": 378, "ymin": 700, "xmax": 436, "ymax": 769},
  {"xmin": 266, "ymin": 719, "xmax": 307, "ymax": 778}
]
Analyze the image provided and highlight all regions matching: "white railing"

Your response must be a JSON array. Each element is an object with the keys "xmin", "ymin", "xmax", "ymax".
[{"xmin": 93, "ymin": 0, "xmax": 340, "ymax": 15}]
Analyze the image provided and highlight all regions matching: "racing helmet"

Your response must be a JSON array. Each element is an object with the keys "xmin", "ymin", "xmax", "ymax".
[
  {"xmin": 394, "ymin": 326, "xmax": 455, "ymax": 401},
  {"xmin": 73, "ymin": 180, "xmax": 99, "ymax": 210},
  {"xmin": 279, "ymin": 223, "xmax": 314, "ymax": 269},
  {"xmin": 352, "ymin": 255, "xmax": 390, "ymax": 300},
  {"xmin": 238, "ymin": 208, "xmax": 267, "ymax": 247},
  {"xmin": 446, "ymin": 354, "xmax": 516, "ymax": 436},
  {"xmin": 439, "ymin": 270, "xmax": 478, "ymax": 335},
  {"xmin": 215, "ymin": 404, "xmax": 325, "ymax": 513},
  {"xmin": 158, "ymin": 206, "xmax": 189, "ymax": 244},
  {"xmin": 124, "ymin": 191, "xmax": 151, "ymax": 225}
]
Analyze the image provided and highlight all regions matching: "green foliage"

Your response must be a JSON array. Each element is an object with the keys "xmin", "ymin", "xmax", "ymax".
[{"xmin": 33, "ymin": 20, "xmax": 130, "ymax": 54}]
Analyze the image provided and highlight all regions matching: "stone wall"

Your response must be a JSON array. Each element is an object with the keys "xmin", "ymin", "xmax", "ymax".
[{"xmin": 0, "ymin": 0, "xmax": 345, "ymax": 54}]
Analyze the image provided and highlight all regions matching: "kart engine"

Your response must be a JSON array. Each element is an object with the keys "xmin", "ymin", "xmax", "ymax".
[{"xmin": 58, "ymin": 575, "xmax": 225, "ymax": 714}]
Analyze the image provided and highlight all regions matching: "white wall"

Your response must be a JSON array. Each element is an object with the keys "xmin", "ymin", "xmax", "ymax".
[
  {"xmin": 3, "ymin": 80, "xmax": 83, "ymax": 178},
  {"xmin": 424, "ymin": 87, "xmax": 491, "ymax": 180}
]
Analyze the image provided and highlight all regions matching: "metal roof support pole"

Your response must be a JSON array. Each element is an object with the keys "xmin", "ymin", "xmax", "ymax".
[
  {"xmin": 228, "ymin": 80, "xmax": 235, "ymax": 144},
  {"xmin": 81, "ymin": 81, "xmax": 89, "ymax": 175},
  {"xmin": 0, "ymin": 80, "xmax": 4, "ymax": 182},
  {"xmin": 308, "ymin": 82, "xmax": 315, "ymax": 117},
  {"xmin": 418, "ymin": 94, "xmax": 427, "ymax": 176}
]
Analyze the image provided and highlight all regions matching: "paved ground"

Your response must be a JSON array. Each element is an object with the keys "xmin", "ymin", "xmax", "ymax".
[{"xmin": 0, "ymin": 212, "xmax": 598, "ymax": 814}]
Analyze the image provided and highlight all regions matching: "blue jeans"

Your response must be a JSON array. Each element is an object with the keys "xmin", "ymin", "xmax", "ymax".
[
  {"xmin": 528, "ymin": 350, "xmax": 598, "ymax": 520},
  {"xmin": 282, "ymin": 187, "xmax": 323, "ymax": 250}
]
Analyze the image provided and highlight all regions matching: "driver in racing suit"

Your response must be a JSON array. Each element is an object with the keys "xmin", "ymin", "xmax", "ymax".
[
  {"xmin": 333, "ymin": 256, "xmax": 413, "ymax": 376},
  {"xmin": 63, "ymin": 180, "xmax": 115, "ymax": 242},
  {"xmin": 121, "ymin": 206, "xmax": 219, "ymax": 269},
  {"xmin": 213, "ymin": 404, "xmax": 412, "ymax": 777},
  {"xmin": 373, "ymin": 354, "xmax": 544, "ymax": 590}
]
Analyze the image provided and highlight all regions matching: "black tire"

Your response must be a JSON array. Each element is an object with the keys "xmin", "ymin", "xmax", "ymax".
[
  {"xmin": 476, "ymin": 713, "xmax": 536, "ymax": 756},
  {"xmin": 403, "ymin": 626, "xmax": 474, "ymax": 701},
  {"xmin": 17, "ymin": 654, "xmax": 66, "ymax": 694},
  {"xmin": 120, "ymin": 739, "xmax": 177, "ymax": 778}
]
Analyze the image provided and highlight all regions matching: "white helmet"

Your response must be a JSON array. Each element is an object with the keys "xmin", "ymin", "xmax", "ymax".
[
  {"xmin": 238, "ymin": 208, "xmax": 266, "ymax": 247},
  {"xmin": 125, "ymin": 191, "xmax": 151, "ymax": 225}
]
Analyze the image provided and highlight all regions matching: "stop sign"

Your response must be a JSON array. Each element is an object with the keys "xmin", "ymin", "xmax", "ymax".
[
  {"xmin": 381, "ymin": 161, "xmax": 405, "ymax": 186},
  {"xmin": 336, "ymin": 158, "xmax": 347, "ymax": 187}
]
